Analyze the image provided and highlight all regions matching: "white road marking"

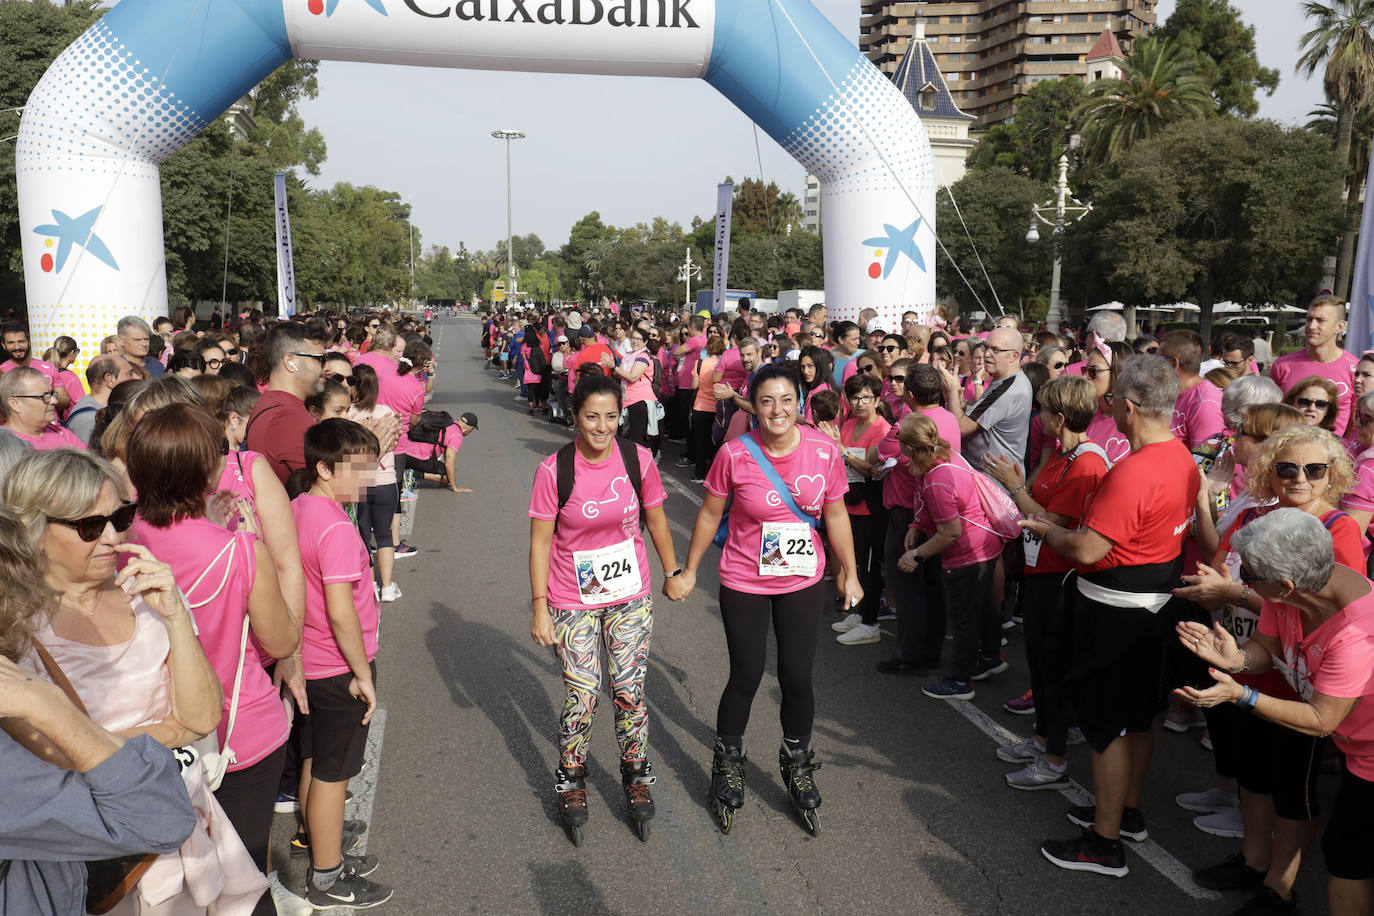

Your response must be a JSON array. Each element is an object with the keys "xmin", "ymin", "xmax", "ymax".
[
  {"xmin": 945, "ymin": 699, "xmax": 1218, "ymax": 900},
  {"xmin": 664, "ymin": 474, "xmax": 704, "ymax": 507}
]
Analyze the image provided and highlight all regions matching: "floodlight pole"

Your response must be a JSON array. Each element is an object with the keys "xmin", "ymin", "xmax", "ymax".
[{"xmin": 491, "ymin": 129, "xmax": 525, "ymax": 306}]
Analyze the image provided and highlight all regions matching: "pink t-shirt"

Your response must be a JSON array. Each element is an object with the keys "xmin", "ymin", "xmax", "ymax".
[
  {"xmin": 0, "ymin": 358, "xmax": 60, "ymax": 388},
  {"xmin": 528, "ymin": 443, "xmax": 667, "ymax": 609},
  {"xmin": 216, "ymin": 449, "xmax": 264, "ymax": 534},
  {"xmin": 676, "ymin": 334, "xmax": 706, "ymax": 389},
  {"xmin": 704, "ymin": 427, "xmax": 847, "ymax": 595},
  {"xmin": 10, "ymin": 423, "xmax": 86, "ymax": 451},
  {"xmin": 353, "ymin": 350, "xmax": 394, "ymax": 377},
  {"xmin": 56, "ymin": 369, "xmax": 84, "ymax": 421},
  {"xmin": 919, "ymin": 404, "xmax": 962, "ymax": 454},
  {"xmin": 1342, "ymin": 447, "xmax": 1374, "ymax": 550},
  {"xmin": 379, "ymin": 370, "xmax": 424, "ymax": 423},
  {"xmin": 913, "ymin": 452, "xmax": 1006, "ymax": 570},
  {"xmin": 1084, "ymin": 409, "xmax": 1132, "ymax": 465},
  {"xmin": 622, "ymin": 348, "xmax": 655, "ymax": 407},
  {"xmin": 1270, "ymin": 350, "xmax": 1359, "ymax": 436},
  {"xmin": 293, "ymin": 492, "xmax": 379, "ymax": 679},
  {"xmin": 1171, "ymin": 380, "xmax": 1225, "ymax": 449},
  {"xmin": 841, "ymin": 416, "xmax": 891, "ymax": 517},
  {"xmin": 1259, "ymin": 589, "xmax": 1374, "ymax": 780},
  {"xmin": 133, "ymin": 518, "xmax": 287, "ymax": 771},
  {"xmin": 716, "ymin": 347, "xmax": 749, "ymax": 389}
]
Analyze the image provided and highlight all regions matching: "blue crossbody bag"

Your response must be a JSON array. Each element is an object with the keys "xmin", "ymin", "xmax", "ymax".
[{"xmin": 713, "ymin": 434, "xmax": 819, "ymax": 548}]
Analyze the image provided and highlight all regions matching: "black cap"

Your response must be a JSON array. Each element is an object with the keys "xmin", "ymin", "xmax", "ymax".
[{"xmin": 460, "ymin": 411, "xmax": 478, "ymax": 430}]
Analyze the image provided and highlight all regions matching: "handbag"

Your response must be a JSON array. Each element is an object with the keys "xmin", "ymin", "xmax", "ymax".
[
  {"xmin": 31, "ymin": 641, "xmax": 158, "ymax": 915},
  {"xmin": 714, "ymin": 434, "xmax": 820, "ymax": 548},
  {"xmin": 186, "ymin": 537, "xmax": 246, "ymax": 791}
]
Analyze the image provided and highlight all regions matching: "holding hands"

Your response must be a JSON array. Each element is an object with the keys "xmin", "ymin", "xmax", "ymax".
[{"xmin": 663, "ymin": 570, "xmax": 694, "ymax": 602}]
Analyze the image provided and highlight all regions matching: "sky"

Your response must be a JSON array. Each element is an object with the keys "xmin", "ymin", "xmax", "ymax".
[{"xmin": 293, "ymin": 0, "xmax": 1323, "ymax": 258}]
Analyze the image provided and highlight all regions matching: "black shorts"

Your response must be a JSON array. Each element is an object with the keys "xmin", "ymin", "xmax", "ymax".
[
  {"xmin": 301, "ymin": 661, "xmax": 376, "ymax": 783},
  {"xmin": 1211, "ymin": 703, "xmax": 1321, "ymax": 821},
  {"xmin": 1323, "ymin": 761, "xmax": 1374, "ymax": 880}
]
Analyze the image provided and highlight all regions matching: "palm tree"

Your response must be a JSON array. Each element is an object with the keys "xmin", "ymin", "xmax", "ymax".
[
  {"xmin": 1298, "ymin": 0, "xmax": 1374, "ymax": 298},
  {"xmin": 1308, "ymin": 99, "xmax": 1374, "ymax": 181},
  {"xmin": 1073, "ymin": 35, "xmax": 1216, "ymax": 168}
]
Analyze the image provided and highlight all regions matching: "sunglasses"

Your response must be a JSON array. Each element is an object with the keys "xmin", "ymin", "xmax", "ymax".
[
  {"xmin": 879, "ymin": 344, "xmax": 901, "ymax": 353},
  {"xmin": 290, "ymin": 352, "xmax": 327, "ymax": 364},
  {"xmin": 859, "ymin": 364, "xmax": 878, "ymax": 373},
  {"xmin": 890, "ymin": 375, "xmax": 907, "ymax": 383},
  {"xmin": 1083, "ymin": 366, "xmax": 1108, "ymax": 379},
  {"xmin": 326, "ymin": 372, "xmax": 358, "ymax": 387},
  {"xmin": 51, "ymin": 502, "xmax": 138, "ymax": 542},
  {"xmin": 1143, "ymin": 346, "xmax": 1159, "ymax": 354},
  {"xmin": 1274, "ymin": 461, "xmax": 1329, "ymax": 481},
  {"xmin": 1049, "ymin": 361, "xmax": 1067, "ymax": 370},
  {"xmin": 221, "ymin": 347, "xmax": 239, "ymax": 357},
  {"xmin": 1295, "ymin": 397, "xmax": 1331, "ymax": 411}
]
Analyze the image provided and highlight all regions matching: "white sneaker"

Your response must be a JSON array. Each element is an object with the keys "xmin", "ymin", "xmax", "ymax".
[
  {"xmin": 995, "ymin": 735, "xmax": 1045, "ymax": 764},
  {"xmin": 836, "ymin": 623, "xmax": 881, "ymax": 645},
  {"xmin": 1176, "ymin": 786, "xmax": 1238, "ymax": 813},
  {"xmin": 1006, "ymin": 757, "xmax": 1070, "ymax": 791},
  {"xmin": 831, "ymin": 612, "xmax": 863, "ymax": 633},
  {"xmin": 1193, "ymin": 806, "xmax": 1245, "ymax": 838},
  {"xmin": 380, "ymin": 583, "xmax": 403, "ymax": 603}
]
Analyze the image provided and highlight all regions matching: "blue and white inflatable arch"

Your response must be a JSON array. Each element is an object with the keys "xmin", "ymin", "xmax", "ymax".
[{"xmin": 17, "ymin": 0, "xmax": 936, "ymax": 354}]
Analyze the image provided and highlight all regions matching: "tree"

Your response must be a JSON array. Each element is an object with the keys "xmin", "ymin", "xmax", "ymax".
[
  {"xmin": 1308, "ymin": 99, "xmax": 1374, "ymax": 192},
  {"xmin": 1074, "ymin": 36, "xmax": 1217, "ymax": 168},
  {"xmin": 966, "ymin": 79, "xmax": 1086, "ymax": 182},
  {"xmin": 1298, "ymin": 0, "xmax": 1374, "ymax": 298},
  {"xmin": 934, "ymin": 169, "xmax": 1052, "ymax": 316},
  {"xmin": 1074, "ymin": 118, "xmax": 1344, "ymax": 345},
  {"xmin": 1156, "ymin": 0, "xmax": 1280, "ymax": 117},
  {"xmin": 730, "ymin": 178, "xmax": 783, "ymax": 235}
]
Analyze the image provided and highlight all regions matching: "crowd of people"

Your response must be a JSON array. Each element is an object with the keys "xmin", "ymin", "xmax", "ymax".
[
  {"xmin": 0, "ymin": 308, "xmax": 473, "ymax": 914},
  {"xmin": 510, "ymin": 294, "xmax": 1374, "ymax": 914}
]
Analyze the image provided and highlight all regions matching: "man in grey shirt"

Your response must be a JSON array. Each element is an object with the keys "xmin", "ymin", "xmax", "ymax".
[
  {"xmin": 66, "ymin": 354, "xmax": 137, "ymax": 445},
  {"xmin": 943, "ymin": 326, "xmax": 1032, "ymax": 484}
]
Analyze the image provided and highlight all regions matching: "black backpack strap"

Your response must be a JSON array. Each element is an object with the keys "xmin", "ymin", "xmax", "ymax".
[
  {"xmin": 553, "ymin": 442, "xmax": 577, "ymax": 534},
  {"xmin": 966, "ymin": 375, "xmax": 1014, "ymax": 423},
  {"xmin": 241, "ymin": 403, "xmax": 281, "ymax": 445},
  {"xmin": 617, "ymin": 439, "xmax": 645, "ymax": 526}
]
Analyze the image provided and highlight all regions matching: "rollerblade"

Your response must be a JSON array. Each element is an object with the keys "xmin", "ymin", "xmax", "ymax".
[
  {"xmin": 779, "ymin": 742, "xmax": 822, "ymax": 836},
  {"xmin": 554, "ymin": 764, "xmax": 589, "ymax": 847},
  {"xmin": 708, "ymin": 738, "xmax": 747, "ymax": 834},
  {"xmin": 620, "ymin": 759, "xmax": 656, "ymax": 841}
]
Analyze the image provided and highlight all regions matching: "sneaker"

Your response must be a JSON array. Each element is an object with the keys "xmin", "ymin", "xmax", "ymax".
[
  {"xmin": 291, "ymin": 820, "xmax": 367, "ymax": 858},
  {"xmin": 1001, "ymin": 618, "xmax": 1017, "ymax": 630},
  {"xmin": 306, "ymin": 868, "xmax": 394, "ymax": 910},
  {"xmin": 836, "ymin": 623, "xmax": 881, "ymax": 646},
  {"xmin": 674, "ymin": 456, "xmax": 692, "ymax": 468},
  {"xmin": 690, "ymin": 476, "xmax": 706, "ymax": 484},
  {"xmin": 971, "ymin": 654, "xmax": 1009, "ymax": 681},
  {"xmin": 1066, "ymin": 727, "xmax": 1085, "ymax": 746},
  {"xmin": 274, "ymin": 792, "xmax": 299, "ymax": 814},
  {"xmin": 1004, "ymin": 689, "xmax": 1035, "ymax": 716},
  {"xmin": 831, "ymin": 612, "xmax": 863, "ymax": 633},
  {"xmin": 1175, "ymin": 786, "xmax": 1239, "ymax": 814},
  {"xmin": 1006, "ymin": 757, "xmax": 1070, "ymax": 791},
  {"xmin": 1041, "ymin": 830, "xmax": 1128, "ymax": 878},
  {"xmin": 372, "ymin": 581, "xmax": 380, "ymax": 604},
  {"xmin": 875, "ymin": 657, "xmax": 928, "ymax": 676},
  {"xmin": 1066, "ymin": 805, "xmax": 1148, "ymax": 842},
  {"xmin": 1231, "ymin": 887, "xmax": 1297, "ymax": 915},
  {"xmin": 1011, "ymin": 613, "xmax": 1023, "ymax": 625},
  {"xmin": 1193, "ymin": 806, "xmax": 1245, "ymax": 838},
  {"xmin": 1164, "ymin": 705, "xmax": 1206, "ymax": 732},
  {"xmin": 995, "ymin": 735, "xmax": 1045, "ymax": 764},
  {"xmin": 922, "ymin": 676, "xmax": 974, "ymax": 700},
  {"xmin": 393, "ymin": 542, "xmax": 418, "ymax": 559},
  {"xmin": 380, "ymin": 583, "xmax": 402, "ymax": 603},
  {"xmin": 1192, "ymin": 853, "xmax": 1264, "ymax": 892},
  {"xmin": 343, "ymin": 853, "xmax": 380, "ymax": 878},
  {"xmin": 877, "ymin": 598, "xmax": 896, "ymax": 621}
]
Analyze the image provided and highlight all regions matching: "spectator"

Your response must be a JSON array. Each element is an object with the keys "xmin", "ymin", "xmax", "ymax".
[
  {"xmin": 244, "ymin": 324, "xmax": 325, "ymax": 484},
  {"xmin": 1284, "ymin": 375, "xmax": 1341, "ymax": 432},
  {"xmin": 0, "ymin": 367, "xmax": 85, "ymax": 450},
  {"xmin": 65, "ymin": 355, "xmax": 137, "ymax": 445},
  {"xmin": 1269, "ymin": 295, "xmax": 1358, "ymax": 435},
  {"xmin": 117, "ymin": 316, "xmax": 165, "ymax": 378},
  {"xmin": 1159, "ymin": 329, "xmax": 1225, "ymax": 449},
  {"xmin": 944, "ymin": 327, "xmax": 1032, "ymax": 485}
]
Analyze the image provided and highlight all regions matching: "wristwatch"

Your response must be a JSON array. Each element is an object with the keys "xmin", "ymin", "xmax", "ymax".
[{"xmin": 666, "ymin": 567, "xmax": 684, "ymax": 578}]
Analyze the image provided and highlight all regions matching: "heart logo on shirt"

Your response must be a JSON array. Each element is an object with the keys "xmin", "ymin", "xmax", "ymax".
[
  {"xmin": 580, "ymin": 475, "xmax": 638, "ymax": 520},
  {"xmin": 1104, "ymin": 437, "xmax": 1131, "ymax": 462},
  {"xmin": 765, "ymin": 473, "xmax": 826, "ymax": 513}
]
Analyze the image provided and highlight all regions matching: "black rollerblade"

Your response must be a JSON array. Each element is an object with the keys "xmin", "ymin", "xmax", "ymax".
[
  {"xmin": 779, "ymin": 743, "xmax": 822, "ymax": 836},
  {"xmin": 555, "ymin": 764, "xmax": 589, "ymax": 846},
  {"xmin": 708, "ymin": 739, "xmax": 747, "ymax": 834},
  {"xmin": 620, "ymin": 759, "xmax": 656, "ymax": 841}
]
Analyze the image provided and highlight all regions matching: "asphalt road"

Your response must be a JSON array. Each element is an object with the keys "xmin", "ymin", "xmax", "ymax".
[{"xmin": 271, "ymin": 317, "xmax": 1340, "ymax": 915}]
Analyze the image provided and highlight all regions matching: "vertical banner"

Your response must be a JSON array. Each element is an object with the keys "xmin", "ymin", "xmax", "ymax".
[
  {"xmin": 273, "ymin": 172, "xmax": 297, "ymax": 318},
  {"xmin": 712, "ymin": 181, "xmax": 733, "ymax": 314},
  {"xmin": 1348, "ymin": 144, "xmax": 1374, "ymax": 356}
]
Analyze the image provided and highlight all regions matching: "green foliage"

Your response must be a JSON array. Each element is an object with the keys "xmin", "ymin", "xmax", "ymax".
[
  {"xmin": 966, "ymin": 79, "xmax": 1085, "ymax": 182},
  {"xmin": 935, "ymin": 169, "xmax": 1052, "ymax": 314},
  {"xmin": 1071, "ymin": 118, "xmax": 1344, "ymax": 343},
  {"xmin": 1156, "ymin": 0, "xmax": 1280, "ymax": 117}
]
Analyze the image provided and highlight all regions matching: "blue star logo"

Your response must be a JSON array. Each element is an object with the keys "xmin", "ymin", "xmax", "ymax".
[
  {"xmin": 325, "ymin": 0, "xmax": 387, "ymax": 15},
  {"xmin": 32, "ymin": 206, "xmax": 119, "ymax": 273},
  {"xmin": 862, "ymin": 217, "xmax": 926, "ymax": 278}
]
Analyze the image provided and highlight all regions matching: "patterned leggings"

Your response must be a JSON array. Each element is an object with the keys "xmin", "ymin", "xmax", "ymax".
[{"xmin": 551, "ymin": 596, "xmax": 653, "ymax": 768}]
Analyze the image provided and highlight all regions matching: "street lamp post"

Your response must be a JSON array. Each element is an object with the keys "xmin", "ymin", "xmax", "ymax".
[
  {"xmin": 406, "ymin": 195, "xmax": 415, "ymax": 307},
  {"xmin": 491, "ymin": 129, "xmax": 525, "ymax": 307},
  {"xmin": 676, "ymin": 246, "xmax": 702, "ymax": 307},
  {"xmin": 1027, "ymin": 151, "xmax": 1091, "ymax": 332}
]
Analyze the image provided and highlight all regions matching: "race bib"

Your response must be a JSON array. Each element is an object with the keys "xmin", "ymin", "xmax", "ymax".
[
  {"xmin": 1022, "ymin": 530, "xmax": 1043, "ymax": 568},
  {"xmin": 573, "ymin": 539, "xmax": 642, "ymax": 604},
  {"xmin": 171, "ymin": 744, "xmax": 200, "ymax": 776},
  {"xmin": 843, "ymin": 447, "xmax": 866, "ymax": 484},
  {"xmin": 759, "ymin": 522, "xmax": 818, "ymax": 577}
]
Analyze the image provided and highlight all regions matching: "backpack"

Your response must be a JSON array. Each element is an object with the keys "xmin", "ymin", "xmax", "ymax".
[
  {"xmin": 645, "ymin": 356, "xmax": 662, "ymax": 400},
  {"xmin": 526, "ymin": 340, "xmax": 548, "ymax": 374},
  {"xmin": 63, "ymin": 403, "xmax": 98, "ymax": 431},
  {"xmin": 935, "ymin": 455, "xmax": 1023, "ymax": 541},
  {"xmin": 408, "ymin": 410, "xmax": 455, "ymax": 445},
  {"xmin": 554, "ymin": 439, "xmax": 644, "ymax": 534}
]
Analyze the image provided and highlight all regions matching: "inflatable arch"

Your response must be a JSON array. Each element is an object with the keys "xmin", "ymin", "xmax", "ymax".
[{"xmin": 17, "ymin": 0, "xmax": 936, "ymax": 355}]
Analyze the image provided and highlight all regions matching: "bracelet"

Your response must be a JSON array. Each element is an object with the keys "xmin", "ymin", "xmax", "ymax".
[
  {"xmin": 1238, "ymin": 583, "xmax": 1251, "ymax": 607},
  {"xmin": 1245, "ymin": 686, "xmax": 1260, "ymax": 709},
  {"xmin": 1228, "ymin": 647, "xmax": 1251, "ymax": 675},
  {"xmin": 666, "ymin": 567, "xmax": 683, "ymax": 578},
  {"xmin": 531, "ymin": 595, "xmax": 547, "ymax": 604},
  {"xmin": 1010, "ymin": 485, "xmax": 1025, "ymax": 497}
]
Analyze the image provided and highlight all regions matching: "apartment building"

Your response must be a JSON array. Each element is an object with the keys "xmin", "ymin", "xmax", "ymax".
[{"xmin": 859, "ymin": 0, "xmax": 1157, "ymax": 125}]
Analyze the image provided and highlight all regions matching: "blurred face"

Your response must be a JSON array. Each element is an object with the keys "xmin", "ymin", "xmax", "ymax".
[
  {"xmin": 1292, "ymin": 385, "xmax": 1331, "ymax": 427},
  {"xmin": 576, "ymin": 392, "xmax": 621, "ymax": 454},
  {"xmin": 200, "ymin": 346, "xmax": 226, "ymax": 375},
  {"xmin": 1084, "ymin": 352, "xmax": 1112, "ymax": 401},
  {"xmin": 120, "ymin": 327, "xmax": 150, "ymax": 358},
  {"xmin": 43, "ymin": 480, "xmax": 126, "ymax": 585},
  {"xmin": 752, "ymin": 377, "xmax": 799, "ymax": 439},
  {"xmin": 1305, "ymin": 304, "xmax": 1346, "ymax": 349},
  {"xmin": 8, "ymin": 376, "xmax": 56, "ymax": 432},
  {"xmin": 1355, "ymin": 360, "xmax": 1374, "ymax": 398},
  {"xmin": 800, "ymin": 356, "xmax": 817, "ymax": 384},
  {"xmin": 326, "ymin": 453, "xmax": 378, "ymax": 503},
  {"xmin": 3, "ymin": 331, "xmax": 29, "ymax": 362},
  {"xmin": 1269, "ymin": 441, "xmax": 1332, "ymax": 510}
]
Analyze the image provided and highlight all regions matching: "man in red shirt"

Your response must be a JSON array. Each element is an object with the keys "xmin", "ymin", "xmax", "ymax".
[
  {"xmin": 569, "ymin": 325, "xmax": 616, "ymax": 389},
  {"xmin": 245, "ymin": 324, "xmax": 327, "ymax": 483},
  {"xmin": 1023, "ymin": 354, "xmax": 1200, "ymax": 878}
]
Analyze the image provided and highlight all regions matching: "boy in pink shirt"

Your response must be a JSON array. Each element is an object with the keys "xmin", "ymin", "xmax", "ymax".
[{"xmin": 292, "ymin": 419, "xmax": 393, "ymax": 910}]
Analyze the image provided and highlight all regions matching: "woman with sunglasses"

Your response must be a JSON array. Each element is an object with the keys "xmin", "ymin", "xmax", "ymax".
[
  {"xmin": 5, "ymin": 448, "xmax": 272, "ymax": 913},
  {"xmin": 1078, "ymin": 341, "xmax": 1136, "ymax": 468},
  {"xmin": 1284, "ymin": 375, "xmax": 1341, "ymax": 432},
  {"xmin": 1177, "ymin": 508, "xmax": 1374, "ymax": 916},
  {"xmin": 1036, "ymin": 345, "xmax": 1068, "ymax": 381},
  {"xmin": 1174, "ymin": 425, "xmax": 1362, "ymax": 910}
]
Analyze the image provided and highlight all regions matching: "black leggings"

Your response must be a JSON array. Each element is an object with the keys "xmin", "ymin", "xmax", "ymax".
[
  {"xmin": 215, "ymin": 742, "xmax": 287, "ymax": 916},
  {"xmin": 690, "ymin": 409, "xmax": 716, "ymax": 478},
  {"xmin": 848, "ymin": 510, "xmax": 885, "ymax": 625},
  {"xmin": 716, "ymin": 580, "xmax": 825, "ymax": 742},
  {"xmin": 356, "ymin": 482, "xmax": 398, "ymax": 550},
  {"xmin": 623, "ymin": 400, "xmax": 650, "ymax": 447}
]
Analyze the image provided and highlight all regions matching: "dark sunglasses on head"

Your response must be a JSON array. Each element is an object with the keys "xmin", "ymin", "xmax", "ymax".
[
  {"xmin": 51, "ymin": 502, "xmax": 137, "ymax": 542},
  {"xmin": 1295, "ymin": 397, "xmax": 1331, "ymax": 411},
  {"xmin": 1274, "ymin": 461, "xmax": 1329, "ymax": 481}
]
